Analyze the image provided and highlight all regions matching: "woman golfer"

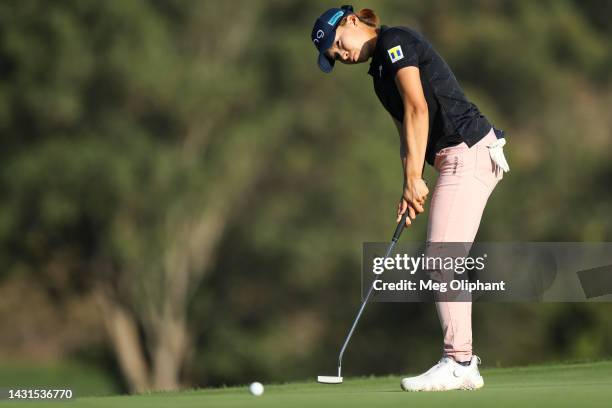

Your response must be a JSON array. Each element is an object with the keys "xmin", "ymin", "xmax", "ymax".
[{"xmin": 311, "ymin": 5, "xmax": 510, "ymax": 391}]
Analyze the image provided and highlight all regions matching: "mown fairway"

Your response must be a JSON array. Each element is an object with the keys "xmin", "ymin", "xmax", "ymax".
[{"xmin": 4, "ymin": 360, "xmax": 612, "ymax": 408}]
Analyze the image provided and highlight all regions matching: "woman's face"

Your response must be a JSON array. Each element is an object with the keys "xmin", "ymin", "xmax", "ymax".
[{"xmin": 325, "ymin": 15, "xmax": 373, "ymax": 65}]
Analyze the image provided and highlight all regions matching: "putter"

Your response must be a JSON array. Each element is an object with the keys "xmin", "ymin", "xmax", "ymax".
[{"xmin": 317, "ymin": 212, "xmax": 409, "ymax": 384}]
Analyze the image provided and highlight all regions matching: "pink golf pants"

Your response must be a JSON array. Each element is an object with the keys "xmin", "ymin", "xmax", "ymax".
[{"xmin": 426, "ymin": 127, "xmax": 502, "ymax": 362}]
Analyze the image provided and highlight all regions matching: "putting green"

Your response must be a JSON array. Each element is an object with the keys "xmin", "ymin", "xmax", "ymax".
[{"xmin": 4, "ymin": 360, "xmax": 612, "ymax": 407}]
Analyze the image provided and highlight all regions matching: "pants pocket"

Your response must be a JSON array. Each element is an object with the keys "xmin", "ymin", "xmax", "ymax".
[{"xmin": 474, "ymin": 145, "xmax": 502, "ymax": 188}]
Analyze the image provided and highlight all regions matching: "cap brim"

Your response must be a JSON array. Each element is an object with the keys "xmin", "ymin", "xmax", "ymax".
[{"xmin": 318, "ymin": 52, "xmax": 335, "ymax": 73}]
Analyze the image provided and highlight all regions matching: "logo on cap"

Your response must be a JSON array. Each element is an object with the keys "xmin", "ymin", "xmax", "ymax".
[
  {"xmin": 313, "ymin": 29, "xmax": 325, "ymax": 44},
  {"xmin": 387, "ymin": 45, "xmax": 404, "ymax": 63},
  {"xmin": 327, "ymin": 10, "xmax": 344, "ymax": 26}
]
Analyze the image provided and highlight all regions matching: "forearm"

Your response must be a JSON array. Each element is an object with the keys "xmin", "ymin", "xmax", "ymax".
[
  {"xmin": 399, "ymin": 138, "xmax": 408, "ymax": 178},
  {"xmin": 402, "ymin": 108, "xmax": 428, "ymax": 181}
]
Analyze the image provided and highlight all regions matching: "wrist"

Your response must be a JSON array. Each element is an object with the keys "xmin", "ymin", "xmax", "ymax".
[
  {"xmin": 405, "ymin": 175, "xmax": 422, "ymax": 185},
  {"xmin": 406, "ymin": 163, "xmax": 423, "ymax": 180}
]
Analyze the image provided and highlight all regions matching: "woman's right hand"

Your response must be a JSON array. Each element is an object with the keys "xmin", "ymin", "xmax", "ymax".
[{"xmin": 397, "ymin": 178, "xmax": 429, "ymax": 226}]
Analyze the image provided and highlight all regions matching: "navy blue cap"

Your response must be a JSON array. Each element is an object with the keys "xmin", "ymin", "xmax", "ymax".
[{"xmin": 311, "ymin": 5, "xmax": 354, "ymax": 73}]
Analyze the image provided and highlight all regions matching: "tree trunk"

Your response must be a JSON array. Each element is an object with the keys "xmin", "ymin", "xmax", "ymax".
[
  {"xmin": 95, "ymin": 288, "xmax": 151, "ymax": 393},
  {"xmin": 151, "ymin": 313, "xmax": 189, "ymax": 390}
]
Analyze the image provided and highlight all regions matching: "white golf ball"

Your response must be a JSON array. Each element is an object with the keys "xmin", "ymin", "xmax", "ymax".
[{"xmin": 249, "ymin": 382, "xmax": 264, "ymax": 396}]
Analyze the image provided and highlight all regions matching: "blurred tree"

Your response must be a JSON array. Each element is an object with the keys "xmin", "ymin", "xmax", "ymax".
[{"xmin": 0, "ymin": 0, "xmax": 289, "ymax": 392}]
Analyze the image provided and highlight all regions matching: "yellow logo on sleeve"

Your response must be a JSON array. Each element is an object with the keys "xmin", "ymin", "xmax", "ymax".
[{"xmin": 387, "ymin": 45, "xmax": 404, "ymax": 63}]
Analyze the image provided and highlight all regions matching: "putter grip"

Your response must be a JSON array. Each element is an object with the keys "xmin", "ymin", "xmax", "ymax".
[{"xmin": 392, "ymin": 212, "xmax": 409, "ymax": 242}]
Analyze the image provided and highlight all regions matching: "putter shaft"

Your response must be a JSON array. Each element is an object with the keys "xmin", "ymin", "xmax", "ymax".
[{"xmin": 336, "ymin": 213, "xmax": 408, "ymax": 378}]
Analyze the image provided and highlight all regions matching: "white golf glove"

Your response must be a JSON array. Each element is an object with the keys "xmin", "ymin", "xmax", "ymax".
[{"xmin": 487, "ymin": 137, "xmax": 510, "ymax": 176}]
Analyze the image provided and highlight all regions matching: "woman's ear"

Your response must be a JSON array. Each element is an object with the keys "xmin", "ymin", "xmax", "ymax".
[{"xmin": 347, "ymin": 14, "xmax": 359, "ymax": 27}]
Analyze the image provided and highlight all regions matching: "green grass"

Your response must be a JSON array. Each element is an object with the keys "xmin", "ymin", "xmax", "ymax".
[
  {"xmin": 0, "ymin": 359, "xmax": 120, "ymax": 398},
  {"xmin": 3, "ymin": 360, "xmax": 612, "ymax": 407}
]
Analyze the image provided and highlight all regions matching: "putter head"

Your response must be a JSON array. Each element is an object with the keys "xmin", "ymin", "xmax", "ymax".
[{"xmin": 317, "ymin": 375, "xmax": 343, "ymax": 384}]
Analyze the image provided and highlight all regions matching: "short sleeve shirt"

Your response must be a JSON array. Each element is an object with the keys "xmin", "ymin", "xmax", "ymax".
[{"xmin": 368, "ymin": 25, "xmax": 496, "ymax": 165}]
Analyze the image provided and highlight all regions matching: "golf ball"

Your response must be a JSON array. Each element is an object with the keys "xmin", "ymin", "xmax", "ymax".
[{"xmin": 249, "ymin": 382, "xmax": 264, "ymax": 396}]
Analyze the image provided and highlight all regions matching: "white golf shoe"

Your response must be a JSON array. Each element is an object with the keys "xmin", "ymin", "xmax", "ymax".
[{"xmin": 400, "ymin": 355, "xmax": 484, "ymax": 391}]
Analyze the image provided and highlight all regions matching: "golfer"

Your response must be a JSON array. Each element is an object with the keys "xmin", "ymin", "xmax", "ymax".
[{"xmin": 311, "ymin": 5, "xmax": 510, "ymax": 391}]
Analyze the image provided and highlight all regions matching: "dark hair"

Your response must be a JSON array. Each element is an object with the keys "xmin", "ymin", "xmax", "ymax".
[{"xmin": 339, "ymin": 8, "xmax": 379, "ymax": 27}]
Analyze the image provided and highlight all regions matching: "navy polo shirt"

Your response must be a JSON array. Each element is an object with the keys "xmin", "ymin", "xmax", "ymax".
[{"xmin": 368, "ymin": 25, "xmax": 502, "ymax": 165}]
